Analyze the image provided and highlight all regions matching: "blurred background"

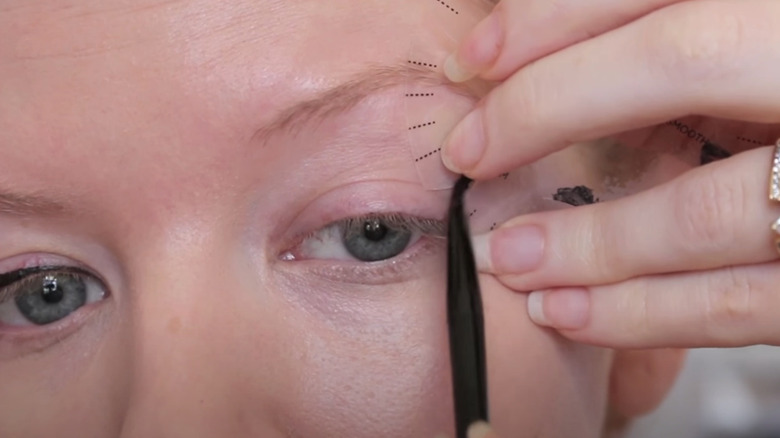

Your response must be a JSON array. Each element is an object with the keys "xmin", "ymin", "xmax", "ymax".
[{"xmin": 628, "ymin": 346, "xmax": 780, "ymax": 438}]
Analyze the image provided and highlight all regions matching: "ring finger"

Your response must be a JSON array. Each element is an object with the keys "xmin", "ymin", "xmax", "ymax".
[{"xmin": 526, "ymin": 260, "xmax": 780, "ymax": 348}]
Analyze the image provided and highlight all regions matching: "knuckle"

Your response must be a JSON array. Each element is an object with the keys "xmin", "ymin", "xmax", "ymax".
[
  {"xmin": 647, "ymin": 2, "xmax": 745, "ymax": 83},
  {"xmin": 704, "ymin": 268, "xmax": 756, "ymax": 332},
  {"xmin": 672, "ymin": 170, "xmax": 746, "ymax": 253},
  {"xmin": 618, "ymin": 278, "xmax": 654, "ymax": 340},
  {"xmin": 589, "ymin": 207, "xmax": 627, "ymax": 282}
]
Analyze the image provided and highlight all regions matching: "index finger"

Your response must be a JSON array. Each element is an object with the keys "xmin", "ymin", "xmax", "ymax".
[{"xmin": 446, "ymin": 0, "xmax": 685, "ymax": 82}]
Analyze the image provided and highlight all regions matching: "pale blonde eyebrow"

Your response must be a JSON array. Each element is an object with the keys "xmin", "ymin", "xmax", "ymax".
[
  {"xmin": 253, "ymin": 63, "xmax": 447, "ymax": 144},
  {"xmin": 0, "ymin": 191, "xmax": 66, "ymax": 216},
  {"xmin": 253, "ymin": 61, "xmax": 489, "ymax": 145}
]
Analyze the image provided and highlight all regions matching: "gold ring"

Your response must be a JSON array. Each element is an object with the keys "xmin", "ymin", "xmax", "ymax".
[{"xmin": 771, "ymin": 139, "xmax": 780, "ymax": 254}]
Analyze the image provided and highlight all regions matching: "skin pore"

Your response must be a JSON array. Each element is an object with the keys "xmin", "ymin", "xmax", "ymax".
[{"xmin": 0, "ymin": 1, "xmax": 682, "ymax": 437}]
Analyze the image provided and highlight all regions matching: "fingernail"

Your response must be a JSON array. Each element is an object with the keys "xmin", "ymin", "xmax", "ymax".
[
  {"xmin": 442, "ymin": 109, "xmax": 485, "ymax": 174},
  {"xmin": 490, "ymin": 225, "xmax": 545, "ymax": 274},
  {"xmin": 444, "ymin": 12, "xmax": 503, "ymax": 83},
  {"xmin": 471, "ymin": 232, "xmax": 493, "ymax": 272},
  {"xmin": 467, "ymin": 421, "xmax": 494, "ymax": 438},
  {"xmin": 444, "ymin": 54, "xmax": 475, "ymax": 83},
  {"xmin": 528, "ymin": 288, "xmax": 590, "ymax": 329}
]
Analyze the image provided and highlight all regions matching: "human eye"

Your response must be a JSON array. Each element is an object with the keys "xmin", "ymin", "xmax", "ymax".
[
  {"xmin": 0, "ymin": 266, "xmax": 108, "ymax": 327},
  {"xmin": 283, "ymin": 213, "xmax": 446, "ymax": 263}
]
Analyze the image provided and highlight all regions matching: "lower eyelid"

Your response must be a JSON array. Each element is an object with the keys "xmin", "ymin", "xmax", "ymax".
[{"xmin": 282, "ymin": 237, "xmax": 444, "ymax": 285}]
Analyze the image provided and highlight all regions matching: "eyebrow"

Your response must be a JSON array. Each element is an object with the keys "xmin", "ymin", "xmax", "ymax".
[
  {"xmin": 253, "ymin": 62, "xmax": 482, "ymax": 144},
  {"xmin": 0, "ymin": 191, "xmax": 66, "ymax": 216}
]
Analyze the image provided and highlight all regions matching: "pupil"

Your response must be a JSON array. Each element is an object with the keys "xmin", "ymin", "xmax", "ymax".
[
  {"xmin": 41, "ymin": 276, "xmax": 64, "ymax": 304},
  {"xmin": 363, "ymin": 220, "xmax": 388, "ymax": 242}
]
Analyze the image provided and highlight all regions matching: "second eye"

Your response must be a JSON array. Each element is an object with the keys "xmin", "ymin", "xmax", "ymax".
[{"xmin": 291, "ymin": 214, "xmax": 445, "ymax": 263}]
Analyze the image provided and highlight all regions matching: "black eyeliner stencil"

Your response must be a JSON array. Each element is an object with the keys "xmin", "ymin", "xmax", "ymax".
[
  {"xmin": 447, "ymin": 176, "xmax": 489, "ymax": 438},
  {"xmin": 552, "ymin": 186, "xmax": 599, "ymax": 207}
]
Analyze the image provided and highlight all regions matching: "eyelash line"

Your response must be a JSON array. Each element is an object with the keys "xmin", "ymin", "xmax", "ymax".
[
  {"xmin": 0, "ymin": 266, "xmax": 94, "ymax": 305},
  {"xmin": 339, "ymin": 213, "xmax": 447, "ymax": 239},
  {"xmin": 286, "ymin": 212, "xmax": 448, "ymax": 257}
]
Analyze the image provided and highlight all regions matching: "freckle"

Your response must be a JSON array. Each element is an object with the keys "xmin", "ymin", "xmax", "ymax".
[{"xmin": 167, "ymin": 316, "xmax": 182, "ymax": 334}]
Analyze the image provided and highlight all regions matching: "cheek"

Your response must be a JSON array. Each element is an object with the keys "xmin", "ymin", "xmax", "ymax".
[
  {"xmin": 278, "ymin": 277, "xmax": 455, "ymax": 438},
  {"xmin": 481, "ymin": 275, "xmax": 613, "ymax": 438}
]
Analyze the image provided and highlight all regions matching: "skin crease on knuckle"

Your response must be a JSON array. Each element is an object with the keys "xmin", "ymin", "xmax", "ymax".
[
  {"xmin": 703, "ymin": 267, "xmax": 758, "ymax": 346},
  {"xmin": 0, "ymin": 1, "xmax": 683, "ymax": 437},
  {"xmin": 672, "ymin": 167, "xmax": 744, "ymax": 257}
]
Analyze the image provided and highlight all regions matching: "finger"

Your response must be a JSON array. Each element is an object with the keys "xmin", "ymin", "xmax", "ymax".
[
  {"xmin": 525, "ymin": 261, "xmax": 780, "ymax": 348},
  {"xmin": 445, "ymin": 0, "xmax": 685, "ymax": 82},
  {"xmin": 472, "ymin": 146, "xmax": 780, "ymax": 291},
  {"xmin": 441, "ymin": 0, "xmax": 780, "ymax": 179}
]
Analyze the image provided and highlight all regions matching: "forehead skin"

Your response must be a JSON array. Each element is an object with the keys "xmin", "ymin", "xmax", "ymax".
[{"xmin": 0, "ymin": 1, "xmax": 612, "ymax": 437}]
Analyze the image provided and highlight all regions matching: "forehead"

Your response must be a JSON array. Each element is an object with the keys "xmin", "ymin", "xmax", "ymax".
[{"xmin": 0, "ymin": 0, "xmax": 437, "ymax": 212}]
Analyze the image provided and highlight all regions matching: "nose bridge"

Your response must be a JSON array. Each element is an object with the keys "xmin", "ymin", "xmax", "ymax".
[{"xmin": 117, "ymin": 242, "xmax": 265, "ymax": 438}]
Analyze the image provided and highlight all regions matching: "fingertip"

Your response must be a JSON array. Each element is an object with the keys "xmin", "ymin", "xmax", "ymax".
[
  {"xmin": 444, "ymin": 54, "xmax": 477, "ymax": 83},
  {"xmin": 445, "ymin": 12, "xmax": 504, "ymax": 83},
  {"xmin": 471, "ymin": 232, "xmax": 494, "ymax": 273},
  {"xmin": 441, "ymin": 109, "xmax": 486, "ymax": 175},
  {"xmin": 527, "ymin": 291, "xmax": 550, "ymax": 326},
  {"xmin": 529, "ymin": 288, "xmax": 591, "ymax": 330},
  {"xmin": 467, "ymin": 421, "xmax": 496, "ymax": 438}
]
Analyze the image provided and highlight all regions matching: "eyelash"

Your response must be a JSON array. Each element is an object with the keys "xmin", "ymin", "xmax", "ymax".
[{"xmin": 0, "ymin": 266, "xmax": 95, "ymax": 305}]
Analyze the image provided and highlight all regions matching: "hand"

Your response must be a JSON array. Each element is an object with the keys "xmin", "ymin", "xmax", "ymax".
[
  {"xmin": 440, "ymin": 0, "xmax": 780, "ymax": 178},
  {"xmin": 440, "ymin": 0, "xmax": 780, "ymax": 348},
  {"xmin": 472, "ymin": 145, "xmax": 780, "ymax": 348}
]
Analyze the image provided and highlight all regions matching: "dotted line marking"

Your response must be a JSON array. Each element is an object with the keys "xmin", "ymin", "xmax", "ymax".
[
  {"xmin": 435, "ymin": 0, "xmax": 459, "ymax": 14},
  {"xmin": 408, "ymin": 60, "xmax": 438, "ymax": 69},
  {"xmin": 409, "ymin": 121, "xmax": 436, "ymax": 131},
  {"xmin": 405, "ymin": 93, "xmax": 435, "ymax": 97},
  {"xmin": 490, "ymin": 222, "xmax": 498, "ymax": 231},
  {"xmin": 414, "ymin": 147, "xmax": 442, "ymax": 162},
  {"xmin": 500, "ymin": 172, "xmax": 510, "ymax": 180},
  {"xmin": 738, "ymin": 136, "xmax": 764, "ymax": 146},
  {"xmin": 468, "ymin": 209, "xmax": 477, "ymax": 218}
]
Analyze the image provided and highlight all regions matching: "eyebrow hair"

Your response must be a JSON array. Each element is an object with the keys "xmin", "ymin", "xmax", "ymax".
[
  {"xmin": 0, "ymin": 191, "xmax": 66, "ymax": 216},
  {"xmin": 253, "ymin": 62, "xmax": 486, "ymax": 144}
]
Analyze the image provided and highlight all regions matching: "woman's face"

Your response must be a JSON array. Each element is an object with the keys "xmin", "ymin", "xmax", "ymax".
[{"xmin": 0, "ymin": 1, "xmax": 670, "ymax": 437}]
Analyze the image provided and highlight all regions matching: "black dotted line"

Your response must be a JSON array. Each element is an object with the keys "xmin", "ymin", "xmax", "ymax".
[
  {"xmin": 435, "ymin": 0, "xmax": 459, "ymax": 14},
  {"xmin": 409, "ymin": 121, "xmax": 436, "ymax": 131},
  {"xmin": 468, "ymin": 209, "xmax": 477, "ymax": 218},
  {"xmin": 738, "ymin": 136, "xmax": 764, "ymax": 145},
  {"xmin": 408, "ymin": 60, "xmax": 438, "ymax": 69},
  {"xmin": 489, "ymin": 222, "xmax": 498, "ymax": 231},
  {"xmin": 405, "ymin": 93, "xmax": 435, "ymax": 97},
  {"xmin": 415, "ymin": 147, "xmax": 442, "ymax": 162},
  {"xmin": 500, "ymin": 172, "xmax": 510, "ymax": 180}
]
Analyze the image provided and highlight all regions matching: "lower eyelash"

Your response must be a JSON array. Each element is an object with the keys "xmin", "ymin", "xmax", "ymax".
[{"xmin": 289, "ymin": 237, "xmax": 444, "ymax": 285}]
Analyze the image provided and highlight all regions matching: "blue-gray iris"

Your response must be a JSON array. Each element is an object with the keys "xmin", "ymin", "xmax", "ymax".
[
  {"xmin": 342, "ymin": 218, "xmax": 412, "ymax": 262},
  {"xmin": 15, "ymin": 274, "xmax": 87, "ymax": 325}
]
